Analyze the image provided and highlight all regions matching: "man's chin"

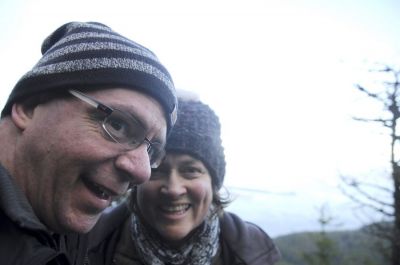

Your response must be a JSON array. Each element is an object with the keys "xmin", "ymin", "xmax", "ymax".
[{"xmin": 58, "ymin": 214, "xmax": 101, "ymax": 234}]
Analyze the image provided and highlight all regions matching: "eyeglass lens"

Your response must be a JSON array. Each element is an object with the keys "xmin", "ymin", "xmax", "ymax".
[{"xmin": 103, "ymin": 110, "xmax": 164, "ymax": 168}]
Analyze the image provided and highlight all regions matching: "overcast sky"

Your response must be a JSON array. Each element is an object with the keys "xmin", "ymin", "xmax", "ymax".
[{"xmin": 1, "ymin": 0, "xmax": 399, "ymax": 236}]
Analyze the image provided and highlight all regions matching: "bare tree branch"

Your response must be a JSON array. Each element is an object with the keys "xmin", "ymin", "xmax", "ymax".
[
  {"xmin": 348, "ymin": 66, "xmax": 400, "ymax": 265},
  {"xmin": 355, "ymin": 84, "xmax": 386, "ymax": 102},
  {"xmin": 352, "ymin": 117, "xmax": 392, "ymax": 127},
  {"xmin": 339, "ymin": 184, "xmax": 393, "ymax": 216},
  {"xmin": 341, "ymin": 175, "xmax": 393, "ymax": 193}
]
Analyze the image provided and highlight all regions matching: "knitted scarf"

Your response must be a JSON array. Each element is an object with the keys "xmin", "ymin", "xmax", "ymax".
[{"xmin": 130, "ymin": 212, "xmax": 220, "ymax": 265}]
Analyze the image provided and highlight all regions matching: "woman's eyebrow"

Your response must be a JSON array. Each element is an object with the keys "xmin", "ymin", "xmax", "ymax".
[{"xmin": 180, "ymin": 160, "xmax": 200, "ymax": 167}]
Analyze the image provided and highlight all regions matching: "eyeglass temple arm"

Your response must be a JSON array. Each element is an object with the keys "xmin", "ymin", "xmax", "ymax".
[{"xmin": 69, "ymin": 89, "xmax": 113, "ymax": 115}]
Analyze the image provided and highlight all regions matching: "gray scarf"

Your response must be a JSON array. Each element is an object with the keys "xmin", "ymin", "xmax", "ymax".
[{"xmin": 130, "ymin": 212, "xmax": 220, "ymax": 265}]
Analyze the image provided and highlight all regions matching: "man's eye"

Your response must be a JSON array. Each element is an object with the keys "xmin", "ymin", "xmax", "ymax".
[
  {"xmin": 107, "ymin": 117, "xmax": 129, "ymax": 137},
  {"xmin": 109, "ymin": 119, "xmax": 124, "ymax": 131}
]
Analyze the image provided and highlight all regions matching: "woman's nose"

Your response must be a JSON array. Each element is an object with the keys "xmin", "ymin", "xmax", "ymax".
[
  {"xmin": 160, "ymin": 173, "xmax": 186, "ymax": 198},
  {"xmin": 114, "ymin": 144, "xmax": 151, "ymax": 185}
]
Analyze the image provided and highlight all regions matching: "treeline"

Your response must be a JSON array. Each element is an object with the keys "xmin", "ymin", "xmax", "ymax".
[{"xmin": 273, "ymin": 222, "xmax": 390, "ymax": 265}]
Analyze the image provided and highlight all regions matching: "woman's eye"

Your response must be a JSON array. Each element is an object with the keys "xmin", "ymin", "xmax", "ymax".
[
  {"xmin": 182, "ymin": 166, "xmax": 203, "ymax": 177},
  {"xmin": 186, "ymin": 167, "xmax": 199, "ymax": 172}
]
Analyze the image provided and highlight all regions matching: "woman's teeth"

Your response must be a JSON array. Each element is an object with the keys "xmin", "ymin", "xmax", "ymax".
[{"xmin": 161, "ymin": 204, "xmax": 190, "ymax": 213}]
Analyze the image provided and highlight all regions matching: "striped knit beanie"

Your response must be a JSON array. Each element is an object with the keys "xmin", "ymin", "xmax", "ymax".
[
  {"xmin": 1, "ymin": 21, "xmax": 177, "ymax": 131},
  {"xmin": 166, "ymin": 95, "xmax": 226, "ymax": 189}
]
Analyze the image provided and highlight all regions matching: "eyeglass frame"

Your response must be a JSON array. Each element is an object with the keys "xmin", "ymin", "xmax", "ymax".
[{"xmin": 68, "ymin": 89, "xmax": 165, "ymax": 169}]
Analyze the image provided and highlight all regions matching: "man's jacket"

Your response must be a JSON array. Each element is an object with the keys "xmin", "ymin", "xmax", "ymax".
[{"xmin": 0, "ymin": 164, "xmax": 87, "ymax": 265}]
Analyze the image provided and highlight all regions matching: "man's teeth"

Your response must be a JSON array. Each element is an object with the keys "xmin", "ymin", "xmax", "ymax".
[
  {"xmin": 161, "ymin": 204, "xmax": 189, "ymax": 213},
  {"xmin": 92, "ymin": 182, "xmax": 110, "ymax": 199},
  {"xmin": 85, "ymin": 179, "xmax": 111, "ymax": 200}
]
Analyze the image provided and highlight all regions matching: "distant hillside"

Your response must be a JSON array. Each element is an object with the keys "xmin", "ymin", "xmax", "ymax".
[{"xmin": 273, "ymin": 224, "xmax": 390, "ymax": 265}]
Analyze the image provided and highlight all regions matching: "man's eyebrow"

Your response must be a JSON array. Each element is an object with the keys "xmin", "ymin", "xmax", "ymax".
[
  {"xmin": 110, "ymin": 103, "xmax": 147, "ymax": 126},
  {"xmin": 150, "ymin": 135, "xmax": 164, "ymax": 146},
  {"xmin": 116, "ymin": 104, "xmax": 167, "ymax": 143}
]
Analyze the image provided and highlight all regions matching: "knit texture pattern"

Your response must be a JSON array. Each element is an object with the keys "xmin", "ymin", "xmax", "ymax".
[
  {"xmin": 130, "ymin": 212, "xmax": 220, "ymax": 265},
  {"xmin": 1, "ymin": 21, "xmax": 177, "ymax": 130},
  {"xmin": 166, "ymin": 99, "xmax": 226, "ymax": 189}
]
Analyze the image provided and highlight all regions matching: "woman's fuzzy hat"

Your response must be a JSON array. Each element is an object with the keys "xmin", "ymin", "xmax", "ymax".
[
  {"xmin": 1, "ymin": 21, "xmax": 177, "ymax": 131},
  {"xmin": 166, "ymin": 92, "xmax": 226, "ymax": 189}
]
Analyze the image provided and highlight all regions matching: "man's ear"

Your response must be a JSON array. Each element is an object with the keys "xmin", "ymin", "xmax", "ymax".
[{"xmin": 11, "ymin": 103, "xmax": 35, "ymax": 130}]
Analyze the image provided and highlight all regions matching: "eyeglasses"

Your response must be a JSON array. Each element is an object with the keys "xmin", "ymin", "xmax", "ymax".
[{"xmin": 69, "ymin": 89, "xmax": 165, "ymax": 168}]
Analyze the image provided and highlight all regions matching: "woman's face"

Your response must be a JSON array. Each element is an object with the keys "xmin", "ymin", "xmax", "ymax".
[{"xmin": 136, "ymin": 153, "xmax": 213, "ymax": 245}]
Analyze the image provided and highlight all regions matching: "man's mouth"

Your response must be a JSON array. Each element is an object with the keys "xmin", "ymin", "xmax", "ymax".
[{"xmin": 82, "ymin": 177, "xmax": 114, "ymax": 201}]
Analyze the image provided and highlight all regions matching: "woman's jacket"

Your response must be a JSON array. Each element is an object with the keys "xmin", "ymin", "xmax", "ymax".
[{"xmin": 87, "ymin": 202, "xmax": 280, "ymax": 265}]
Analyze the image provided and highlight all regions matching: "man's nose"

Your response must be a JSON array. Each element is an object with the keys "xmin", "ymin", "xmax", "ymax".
[{"xmin": 114, "ymin": 144, "xmax": 151, "ymax": 185}]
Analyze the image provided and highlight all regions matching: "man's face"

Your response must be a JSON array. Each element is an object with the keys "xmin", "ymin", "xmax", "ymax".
[{"xmin": 13, "ymin": 88, "xmax": 166, "ymax": 234}]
